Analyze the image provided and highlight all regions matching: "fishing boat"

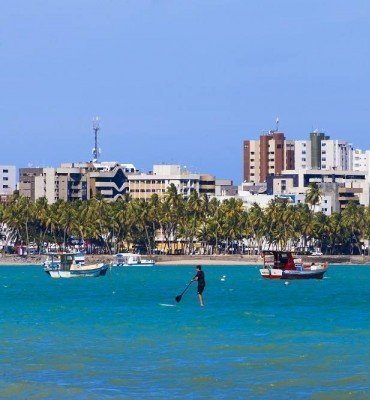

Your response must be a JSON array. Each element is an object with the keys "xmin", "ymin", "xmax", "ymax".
[
  {"xmin": 260, "ymin": 250, "xmax": 327, "ymax": 280},
  {"xmin": 44, "ymin": 252, "xmax": 109, "ymax": 278},
  {"xmin": 43, "ymin": 251, "xmax": 85, "ymax": 270},
  {"xmin": 113, "ymin": 253, "xmax": 155, "ymax": 267}
]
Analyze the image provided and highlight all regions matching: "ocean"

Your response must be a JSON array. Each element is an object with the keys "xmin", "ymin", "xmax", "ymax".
[{"xmin": 0, "ymin": 265, "xmax": 369, "ymax": 399}]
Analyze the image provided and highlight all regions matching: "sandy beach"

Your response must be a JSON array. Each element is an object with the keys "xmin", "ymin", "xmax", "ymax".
[{"xmin": 1, "ymin": 253, "xmax": 370, "ymax": 266}]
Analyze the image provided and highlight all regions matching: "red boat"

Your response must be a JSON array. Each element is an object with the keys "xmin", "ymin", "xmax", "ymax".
[{"xmin": 260, "ymin": 251, "xmax": 328, "ymax": 280}]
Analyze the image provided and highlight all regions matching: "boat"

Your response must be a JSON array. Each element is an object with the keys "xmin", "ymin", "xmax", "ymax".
[
  {"xmin": 43, "ymin": 251, "xmax": 85, "ymax": 270},
  {"xmin": 44, "ymin": 252, "xmax": 109, "ymax": 278},
  {"xmin": 113, "ymin": 253, "xmax": 155, "ymax": 267},
  {"xmin": 259, "ymin": 250, "xmax": 327, "ymax": 280}
]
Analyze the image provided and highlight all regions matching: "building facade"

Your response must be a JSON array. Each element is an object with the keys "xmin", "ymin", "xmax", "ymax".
[
  {"xmin": 0, "ymin": 165, "xmax": 16, "ymax": 201},
  {"xmin": 19, "ymin": 162, "xmax": 135, "ymax": 203},
  {"xmin": 310, "ymin": 131, "xmax": 329, "ymax": 169},
  {"xmin": 243, "ymin": 131, "xmax": 292, "ymax": 183},
  {"xmin": 320, "ymin": 140, "xmax": 353, "ymax": 171},
  {"xmin": 128, "ymin": 164, "xmax": 216, "ymax": 199}
]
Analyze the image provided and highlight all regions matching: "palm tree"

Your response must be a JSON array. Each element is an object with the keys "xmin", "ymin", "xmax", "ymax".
[
  {"xmin": 341, "ymin": 201, "xmax": 364, "ymax": 254},
  {"xmin": 305, "ymin": 183, "xmax": 322, "ymax": 211}
]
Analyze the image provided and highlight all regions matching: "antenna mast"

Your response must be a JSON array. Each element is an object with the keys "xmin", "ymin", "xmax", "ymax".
[{"xmin": 92, "ymin": 116, "xmax": 101, "ymax": 162}]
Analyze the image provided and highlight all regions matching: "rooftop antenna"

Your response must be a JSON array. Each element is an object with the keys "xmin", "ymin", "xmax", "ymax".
[
  {"xmin": 275, "ymin": 117, "xmax": 279, "ymax": 132},
  {"xmin": 92, "ymin": 116, "xmax": 101, "ymax": 162}
]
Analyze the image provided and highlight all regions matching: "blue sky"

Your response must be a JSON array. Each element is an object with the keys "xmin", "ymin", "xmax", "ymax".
[{"xmin": 1, "ymin": 0, "xmax": 370, "ymax": 183}]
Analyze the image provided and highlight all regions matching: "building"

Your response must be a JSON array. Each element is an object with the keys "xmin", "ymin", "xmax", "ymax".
[
  {"xmin": 320, "ymin": 140, "xmax": 353, "ymax": 171},
  {"xmin": 243, "ymin": 131, "xmax": 293, "ymax": 183},
  {"xmin": 215, "ymin": 180, "xmax": 237, "ymax": 196},
  {"xmin": 128, "ymin": 164, "xmax": 216, "ymax": 199},
  {"xmin": 353, "ymin": 149, "xmax": 370, "ymax": 176},
  {"xmin": 294, "ymin": 140, "xmax": 311, "ymax": 170},
  {"xmin": 19, "ymin": 162, "xmax": 136, "ymax": 203},
  {"xmin": 0, "ymin": 165, "xmax": 16, "ymax": 201},
  {"xmin": 310, "ymin": 130, "xmax": 329, "ymax": 169},
  {"xmin": 266, "ymin": 169, "xmax": 369, "ymax": 213},
  {"xmin": 19, "ymin": 168, "xmax": 55, "ymax": 203}
]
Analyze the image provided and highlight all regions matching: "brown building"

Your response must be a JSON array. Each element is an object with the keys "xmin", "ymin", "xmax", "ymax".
[{"xmin": 243, "ymin": 131, "xmax": 293, "ymax": 183}]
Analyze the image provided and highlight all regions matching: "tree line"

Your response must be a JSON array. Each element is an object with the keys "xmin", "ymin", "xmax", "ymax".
[{"xmin": 0, "ymin": 184, "xmax": 369, "ymax": 255}]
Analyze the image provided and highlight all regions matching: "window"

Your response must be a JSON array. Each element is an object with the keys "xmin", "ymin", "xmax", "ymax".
[
  {"xmin": 322, "ymin": 157, "xmax": 326, "ymax": 161},
  {"xmin": 322, "ymin": 143, "xmax": 326, "ymax": 146},
  {"xmin": 322, "ymin": 151, "xmax": 326, "ymax": 154},
  {"xmin": 302, "ymin": 158, "xmax": 306, "ymax": 162},
  {"xmin": 302, "ymin": 151, "xmax": 306, "ymax": 154},
  {"xmin": 3, "ymin": 177, "xmax": 8, "ymax": 181},
  {"xmin": 3, "ymin": 169, "xmax": 8, "ymax": 173}
]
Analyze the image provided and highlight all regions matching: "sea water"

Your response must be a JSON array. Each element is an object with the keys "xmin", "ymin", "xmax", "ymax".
[{"xmin": 0, "ymin": 265, "xmax": 369, "ymax": 399}]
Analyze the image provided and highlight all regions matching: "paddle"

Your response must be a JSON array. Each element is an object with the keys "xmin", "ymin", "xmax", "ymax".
[{"xmin": 175, "ymin": 280, "xmax": 193, "ymax": 303}]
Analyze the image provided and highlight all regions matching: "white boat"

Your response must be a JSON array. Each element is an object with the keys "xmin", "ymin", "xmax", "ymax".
[
  {"xmin": 44, "ymin": 252, "xmax": 108, "ymax": 278},
  {"xmin": 113, "ymin": 253, "xmax": 155, "ymax": 267},
  {"xmin": 43, "ymin": 252, "xmax": 85, "ymax": 270}
]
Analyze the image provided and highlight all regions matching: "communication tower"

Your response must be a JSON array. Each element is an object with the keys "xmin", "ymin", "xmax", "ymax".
[{"xmin": 92, "ymin": 116, "xmax": 101, "ymax": 162}]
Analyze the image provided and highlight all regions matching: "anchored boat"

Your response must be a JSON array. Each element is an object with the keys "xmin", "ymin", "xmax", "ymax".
[
  {"xmin": 260, "ymin": 250, "xmax": 327, "ymax": 280},
  {"xmin": 113, "ymin": 253, "xmax": 155, "ymax": 267},
  {"xmin": 44, "ymin": 252, "xmax": 109, "ymax": 278}
]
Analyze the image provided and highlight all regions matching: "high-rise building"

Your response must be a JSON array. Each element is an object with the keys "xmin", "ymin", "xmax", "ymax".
[
  {"xmin": 310, "ymin": 130, "xmax": 329, "ymax": 169},
  {"xmin": 320, "ymin": 140, "xmax": 353, "ymax": 170},
  {"xmin": 243, "ymin": 131, "xmax": 294, "ymax": 183},
  {"xmin": 294, "ymin": 140, "xmax": 311, "ymax": 170}
]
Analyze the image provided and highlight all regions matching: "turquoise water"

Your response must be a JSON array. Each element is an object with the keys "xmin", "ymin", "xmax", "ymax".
[{"xmin": 0, "ymin": 265, "xmax": 369, "ymax": 400}]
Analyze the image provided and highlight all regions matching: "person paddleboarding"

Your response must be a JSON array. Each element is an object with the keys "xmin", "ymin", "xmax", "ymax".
[{"xmin": 192, "ymin": 265, "xmax": 206, "ymax": 306}]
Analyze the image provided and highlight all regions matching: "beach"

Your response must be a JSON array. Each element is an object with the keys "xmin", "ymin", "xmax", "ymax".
[{"xmin": 1, "ymin": 253, "xmax": 370, "ymax": 266}]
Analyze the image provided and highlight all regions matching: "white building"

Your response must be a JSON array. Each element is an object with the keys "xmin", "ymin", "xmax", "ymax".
[
  {"xmin": 0, "ymin": 165, "xmax": 16, "ymax": 197},
  {"xmin": 353, "ymin": 149, "xmax": 370, "ymax": 177},
  {"xmin": 128, "ymin": 164, "xmax": 216, "ymax": 199},
  {"xmin": 294, "ymin": 140, "xmax": 311, "ymax": 170},
  {"xmin": 321, "ymin": 140, "xmax": 353, "ymax": 171}
]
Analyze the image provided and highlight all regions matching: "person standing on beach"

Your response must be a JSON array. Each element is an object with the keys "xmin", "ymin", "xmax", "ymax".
[{"xmin": 192, "ymin": 265, "xmax": 206, "ymax": 306}]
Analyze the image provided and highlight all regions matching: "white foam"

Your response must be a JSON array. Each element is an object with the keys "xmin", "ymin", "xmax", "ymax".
[{"xmin": 159, "ymin": 303, "xmax": 176, "ymax": 307}]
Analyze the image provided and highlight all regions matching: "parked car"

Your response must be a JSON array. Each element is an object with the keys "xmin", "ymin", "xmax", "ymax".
[{"xmin": 311, "ymin": 251, "xmax": 323, "ymax": 256}]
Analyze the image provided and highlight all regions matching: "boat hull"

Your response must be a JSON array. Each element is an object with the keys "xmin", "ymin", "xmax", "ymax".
[
  {"xmin": 45, "ymin": 264, "xmax": 109, "ymax": 278},
  {"xmin": 113, "ymin": 262, "xmax": 155, "ymax": 267},
  {"xmin": 260, "ymin": 268, "xmax": 326, "ymax": 280}
]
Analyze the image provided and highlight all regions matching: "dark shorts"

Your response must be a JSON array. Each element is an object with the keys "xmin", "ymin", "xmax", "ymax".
[{"xmin": 198, "ymin": 284, "xmax": 205, "ymax": 295}]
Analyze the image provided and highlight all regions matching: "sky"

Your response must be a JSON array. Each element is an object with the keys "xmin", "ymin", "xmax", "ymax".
[{"xmin": 1, "ymin": 0, "xmax": 370, "ymax": 183}]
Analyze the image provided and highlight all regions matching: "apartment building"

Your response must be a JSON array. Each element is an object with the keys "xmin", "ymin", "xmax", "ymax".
[
  {"xmin": 310, "ymin": 131, "xmax": 330, "ymax": 169},
  {"xmin": 19, "ymin": 168, "xmax": 55, "ymax": 203},
  {"xmin": 243, "ymin": 131, "xmax": 291, "ymax": 183},
  {"xmin": 19, "ymin": 162, "xmax": 135, "ymax": 203},
  {"xmin": 128, "ymin": 164, "xmax": 216, "ymax": 199},
  {"xmin": 266, "ymin": 169, "xmax": 369, "ymax": 212},
  {"xmin": 321, "ymin": 140, "xmax": 353, "ymax": 170},
  {"xmin": 294, "ymin": 140, "xmax": 311, "ymax": 170},
  {"xmin": 0, "ymin": 165, "xmax": 16, "ymax": 201}
]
